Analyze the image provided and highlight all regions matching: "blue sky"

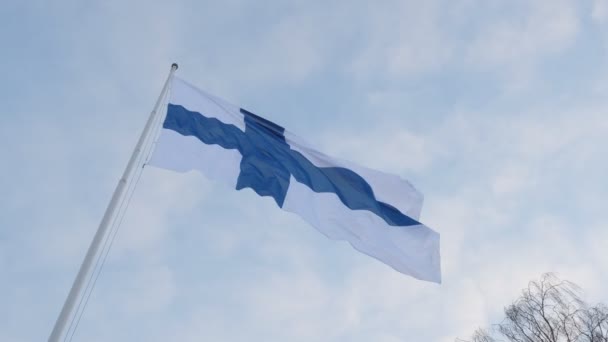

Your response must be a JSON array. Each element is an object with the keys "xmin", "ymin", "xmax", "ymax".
[{"xmin": 2, "ymin": 0, "xmax": 608, "ymax": 341}]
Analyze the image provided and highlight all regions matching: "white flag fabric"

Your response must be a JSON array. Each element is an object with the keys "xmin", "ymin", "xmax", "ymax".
[{"xmin": 149, "ymin": 77, "xmax": 441, "ymax": 283}]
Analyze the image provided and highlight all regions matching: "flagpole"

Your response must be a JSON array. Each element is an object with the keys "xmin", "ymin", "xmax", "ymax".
[{"xmin": 48, "ymin": 63, "xmax": 178, "ymax": 342}]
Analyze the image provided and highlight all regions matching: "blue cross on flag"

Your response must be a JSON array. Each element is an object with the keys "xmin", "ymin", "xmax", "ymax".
[{"xmin": 149, "ymin": 77, "xmax": 441, "ymax": 283}]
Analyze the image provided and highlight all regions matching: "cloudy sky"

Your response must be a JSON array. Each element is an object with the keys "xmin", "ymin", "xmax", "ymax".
[{"xmin": 2, "ymin": 0, "xmax": 608, "ymax": 341}]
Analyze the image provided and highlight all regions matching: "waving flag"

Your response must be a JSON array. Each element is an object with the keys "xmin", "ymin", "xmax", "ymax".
[{"xmin": 148, "ymin": 77, "xmax": 441, "ymax": 283}]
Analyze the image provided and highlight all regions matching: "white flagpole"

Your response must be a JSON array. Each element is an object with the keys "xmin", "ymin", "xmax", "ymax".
[{"xmin": 48, "ymin": 63, "xmax": 179, "ymax": 342}]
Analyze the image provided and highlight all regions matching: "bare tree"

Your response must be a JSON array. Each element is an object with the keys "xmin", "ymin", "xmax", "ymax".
[{"xmin": 457, "ymin": 274, "xmax": 608, "ymax": 342}]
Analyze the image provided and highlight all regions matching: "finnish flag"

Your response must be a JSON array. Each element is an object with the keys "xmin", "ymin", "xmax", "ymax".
[{"xmin": 149, "ymin": 77, "xmax": 441, "ymax": 283}]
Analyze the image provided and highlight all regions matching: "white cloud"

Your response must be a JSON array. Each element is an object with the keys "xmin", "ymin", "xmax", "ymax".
[
  {"xmin": 349, "ymin": 0, "xmax": 452, "ymax": 77},
  {"xmin": 592, "ymin": 0, "xmax": 608, "ymax": 23},
  {"xmin": 466, "ymin": 0, "xmax": 579, "ymax": 68}
]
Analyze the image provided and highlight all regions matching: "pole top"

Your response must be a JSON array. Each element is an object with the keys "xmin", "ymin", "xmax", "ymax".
[{"xmin": 171, "ymin": 63, "xmax": 179, "ymax": 70}]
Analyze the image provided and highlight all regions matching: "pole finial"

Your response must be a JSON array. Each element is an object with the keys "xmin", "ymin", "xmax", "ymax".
[{"xmin": 171, "ymin": 63, "xmax": 179, "ymax": 70}]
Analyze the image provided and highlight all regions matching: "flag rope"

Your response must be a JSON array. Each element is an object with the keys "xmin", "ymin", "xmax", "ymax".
[
  {"xmin": 48, "ymin": 63, "xmax": 178, "ymax": 342},
  {"xmin": 63, "ymin": 78, "xmax": 172, "ymax": 342}
]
